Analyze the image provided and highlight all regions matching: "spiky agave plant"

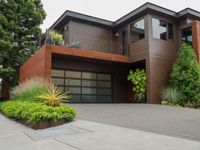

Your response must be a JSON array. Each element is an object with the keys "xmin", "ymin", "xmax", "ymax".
[{"xmin": 38, "ymin": 84, "xmax": 71, "ymax": 107}]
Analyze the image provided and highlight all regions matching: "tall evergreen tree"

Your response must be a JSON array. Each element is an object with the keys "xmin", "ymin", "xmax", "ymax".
[
  {"xmin": 170, "ymin": 43, "xmax": 200, "ymax": 104},
  {"xmin": 0, "ymin": 0, "xmax": 46, "ymax": 99}
]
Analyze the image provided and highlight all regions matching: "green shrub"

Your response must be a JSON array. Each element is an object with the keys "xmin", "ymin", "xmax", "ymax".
[
  {"xmin": 127, "ymin": 69, "xmax": 147, "ymax": 103},
  {"xmin": 161, "ymin": 87, "xmax": 181, "ymax": 103},
  {"xmin": 12, "ymin": 77, "xmax": 49, "ymax": 101},
  {"xmin": 48, "ymin": 30, "xmax": 63, "ymax": 45},
  {"xmin": 0, "ymin": 100, "xmax": 76, "ymax": 124},
  {"xmin": 170, "ymin": 43, "xmax": 200, "ymax": 106}
]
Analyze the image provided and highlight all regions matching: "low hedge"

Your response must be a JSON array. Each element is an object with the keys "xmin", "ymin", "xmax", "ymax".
[{"xmin": 0, "ymin": 100, "xmax": 76, "ymax": 124}]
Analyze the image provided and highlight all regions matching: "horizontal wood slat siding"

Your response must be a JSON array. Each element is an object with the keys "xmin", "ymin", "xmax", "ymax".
[
  {"xmin": 148, "ymin": 14, "xmax": 178, "ymax": 103},
  {"xmin": 69, "ymin": 21, "xmax": 111, "ymax": 53}
]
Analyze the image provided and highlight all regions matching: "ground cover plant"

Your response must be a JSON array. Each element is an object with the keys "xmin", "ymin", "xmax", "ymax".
[{"xmin": 0, "ymin": 77, "xmax": 76, "ymax": 129}]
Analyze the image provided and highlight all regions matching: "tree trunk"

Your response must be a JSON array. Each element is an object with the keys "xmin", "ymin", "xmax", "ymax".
[{"xmin": 0, "ymin": 76, "xmax": 10, "ymax": 100}]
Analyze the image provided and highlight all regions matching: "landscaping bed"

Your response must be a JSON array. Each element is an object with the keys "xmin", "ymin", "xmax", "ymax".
[
  {"xmin": 0, "ymin": 100, "xmax": 76, "ymax": 129},
  {"xmin": 0, "ymin": 77, "xmax": 76, "ymax": 129}
]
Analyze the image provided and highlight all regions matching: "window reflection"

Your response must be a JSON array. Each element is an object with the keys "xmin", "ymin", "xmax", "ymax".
[
  {"xmin": 131, "ymin": 19, "xmax": 145, "ymax": 42},
  {"xmin": 182, "ymin": 27, "xmax": 192, "ymax": 44},
  {"xmin": 152, "ymin": 18, "xmax": 173, "ymax": 40}
]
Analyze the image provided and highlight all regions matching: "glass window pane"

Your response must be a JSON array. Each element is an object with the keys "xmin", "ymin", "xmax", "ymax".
[
  {"xmin": 97, "ymin": 88, "xmax": 111, "ymax": 95},
  {"xmin": 82, "ymin": 80, "xmax": 96, "ymax": 87},
  {"xmin": 65, "ymin": 79, "xmax": 81, "ymax": 86},
  {"xmin": 152, "ymin": 18, "xmax": 167, "ymax": 40},
  {"xmin": 97, "ymin": 74, "xmax": 111, "ymax": 81},
  {"xmin": 182, "ymin": 27, "xmax": 192, "ymax": 44},
  {"xmin": 65, "ymin": 71, "xmax": 81, "ymax": 78},
  {"xmin": 82, "ymin": 95, "xmax": 96, "ymax": 103},
  {"xmin": 66, "ymin": 87, "xmax": 81, "ymax": 94},
  {"xmin": 52, "ymin": 78, "xmax": 64, "ymax": 85},
  {"xmin": 131, "ymin": 19, "xmax": 145, "ymax": 42},
  {"xmin": 97, "ymin": 81, "xmax": 111, "ymax": 88},
  {"xmin": 57, "ymin": 86, "xmax": 64, "ymax": 91},
  {"xmin": 82, "ymin": 87, "xmax": 96, "ymax": 94},
  {"xmin": 70, "ymin": 95, "xmax": 81, "ymax": 103},
  {"xmin": 52, "ymin": 69, "xmax": 64, "ymax": 77},
  {"xmin": 82, "ymin": 72, "xmax": 96, "ymax": 79},
  {"xmin": 97, "ymin": 96, "xmax": 112, "ymax": 103}
]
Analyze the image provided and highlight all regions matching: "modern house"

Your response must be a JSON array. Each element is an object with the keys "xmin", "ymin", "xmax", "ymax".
[{"xmin": 20, "ymin": 2, "xmax": 200, "ymax": 104}]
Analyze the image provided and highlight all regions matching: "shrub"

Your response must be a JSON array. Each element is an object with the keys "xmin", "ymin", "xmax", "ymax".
[
  {"xmin": 170, "ymin": 43, "xmax": 200, "ymax": 105},
  {"xmin": 48, "ymin": 30, "xmax": 63, "ymax": 45},
  {"xmin": 37, "ymin": 84, "xmax": 71, "ymax": 107},
  {"xmin": 0, "ymin": 100, "xmax": 76, "ymax": 124},
  {"xmin": 161, "ymin": 101, "xmax": 183, "ymax": 108},
  {"xmin": 161, "ymin": 87, "xmax": 181, "ymax": 103},
  {"xmin": 127, "ymin": 69, "xmax": 147, "ymax": 103},
  {"xmin": 12, "ymin": 77, "xmax": 49, "ymax": 101}
]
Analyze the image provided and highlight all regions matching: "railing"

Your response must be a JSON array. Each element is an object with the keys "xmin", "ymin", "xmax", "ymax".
[{"xmin": 36, "ymin": 34, "xmax": 128, "ymax": 56}]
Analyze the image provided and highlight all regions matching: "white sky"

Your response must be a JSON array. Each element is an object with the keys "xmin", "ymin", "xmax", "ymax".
[{"xmin": 40, "ymin": 0, "xmax": 200, "ymax": 32}]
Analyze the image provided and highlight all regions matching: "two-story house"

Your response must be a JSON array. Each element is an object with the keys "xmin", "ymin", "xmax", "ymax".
[{"xmin": 19, "ymin": 2, "xmax": 200, "ymax": 104}]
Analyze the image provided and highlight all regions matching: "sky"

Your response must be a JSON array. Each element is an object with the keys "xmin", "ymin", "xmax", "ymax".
[{"xmin": 40, "ymin": 0, "xmax": 200, "ymax": 32}]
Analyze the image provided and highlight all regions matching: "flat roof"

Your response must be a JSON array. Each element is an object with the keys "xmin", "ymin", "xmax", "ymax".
[{"xmin": 50, "ymin": 2, "xmax": 200, "ymax": 29}]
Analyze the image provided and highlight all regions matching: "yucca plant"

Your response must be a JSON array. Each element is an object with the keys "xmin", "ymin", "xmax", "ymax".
[{"xmin": 37, "ymin": 84, "xmax": 71, "ymax": 107}]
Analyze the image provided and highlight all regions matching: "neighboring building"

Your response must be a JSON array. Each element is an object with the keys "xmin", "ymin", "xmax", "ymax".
[{"xmin": 20, "ymin": 3, "xmax": 200, "ymax": 103}]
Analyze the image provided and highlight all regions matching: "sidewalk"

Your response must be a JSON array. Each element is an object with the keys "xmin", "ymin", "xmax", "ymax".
[{"xmin": 0, "ymin": 113, "xmax": 200, "ymax": 150}]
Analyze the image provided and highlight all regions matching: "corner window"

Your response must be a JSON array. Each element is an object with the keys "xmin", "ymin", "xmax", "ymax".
[
  {"xmin": 152, "ymin": 18, "xmax": 174, "ymax": 41},
  {"xmin": 182, "ymin": 27, "xmax": 192, "ymax": 45},
  {"xmin": 131, "ymin": 19, "xmax": 145, "ymax": 42}
]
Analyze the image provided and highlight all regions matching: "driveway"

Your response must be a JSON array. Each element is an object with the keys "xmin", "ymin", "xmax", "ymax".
[{"xmin": 71, "ymin": 104, "xmax": 200, "ymax": 141}]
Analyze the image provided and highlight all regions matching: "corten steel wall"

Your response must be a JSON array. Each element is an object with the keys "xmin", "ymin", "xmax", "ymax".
[
  {"xmin": 19, "ymin": 45, "xmax": 52, "ymax": 81},
  {"xmin": 20, "ymin": 45, "xmax": 130, "ymax": 81},
  {"xmin": 192, "ymin": 21, "xmax": 200, "ymax": 62}
]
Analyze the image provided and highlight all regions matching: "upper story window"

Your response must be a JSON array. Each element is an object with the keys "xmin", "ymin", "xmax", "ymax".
[
  {"xmin": 131, "ymin": 19, "xmax": 145, "ymax": 42},
  {"xmin": 182, "ymin": 27, "xmax": 192, "ymax": 45},
  {"xmin": 152, "ymin": 18, "xmax": 174, "ymax": 41}
]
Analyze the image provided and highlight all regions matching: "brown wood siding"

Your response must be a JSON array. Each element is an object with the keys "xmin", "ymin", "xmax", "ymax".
[
  {"xmin": 69, "ymin": 21, "xmax": 112, "ymax": 53},
  {"xmin": 148, "ymin": 14, "xmax": 178, "ymax": 104}
]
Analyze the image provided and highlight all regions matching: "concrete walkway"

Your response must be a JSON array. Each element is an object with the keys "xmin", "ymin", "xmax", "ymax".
[
  {"xmin": 0, "ymin": 113, "xmax": 200, "ymax": 150},
  {"xmin": 72, "ymin": 104, "xmax": 200, "ymax": 141}
]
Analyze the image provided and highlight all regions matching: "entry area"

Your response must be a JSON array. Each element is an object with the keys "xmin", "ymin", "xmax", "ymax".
[
  {"xmin": 51, "ymin": 54, "xmax": 131, "ymax": 103},
  {"xmin": 52, "ymin": 69, "xmax": 112, "ymax": 103}
]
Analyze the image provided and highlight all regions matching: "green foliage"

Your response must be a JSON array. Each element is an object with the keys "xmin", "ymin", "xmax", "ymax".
[
  {"xmin": 170, "ymin": 43, "xmax": 200, "ymax": 105},
  {"xmin": 0, "ymin": 100, "xmax": 76, "ymax": 124},
  {"xmin": 161, "ymin": 87, "xmax": 181, "ymax": 103},
  {"xmin": 127, "ymin": 69, "xmax": 147, "ymax": 102},
  {"xmin": 37, "ymin": 84, "xmax": 71, "ymax": 107},
  {"xmin": 161, "ymin": 101, "xmax": 183, "ymax": 108},
  {"xmin": 0, "ymin": 0, "xmax": 46, "ymax": 97},
  {"xmin": 12, "ymin": 77, "xmax": 49, "ymax": 101},
  {"xmin": 48, "ymin": 30, "xmax": 63, "ymax": 45}
]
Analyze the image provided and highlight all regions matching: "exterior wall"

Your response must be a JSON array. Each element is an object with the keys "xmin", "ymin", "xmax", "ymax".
[
  {"xmin": 68, "ymin": 21, "xmax": 112, "ymax": 53},
  {"xmin": 147, "ymin": 14, "xmax": 178, "ymax": 104},
  {"xmin": 19, "ymin": 45, "xmax": 52, "ymax": 81}
]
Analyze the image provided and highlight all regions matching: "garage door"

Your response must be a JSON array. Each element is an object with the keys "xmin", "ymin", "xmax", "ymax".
[{"xmin": 51, "ymin": 69, "xmax": 112, "ymax": 103}]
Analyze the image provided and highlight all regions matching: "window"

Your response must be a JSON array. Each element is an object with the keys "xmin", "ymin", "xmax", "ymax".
[
  {"xmin": 152, "ymin": 18, "xmax": 174, "ymax": 40},
  {"xmin": 131, "ymin": 19, "xmax": 145, "ymax": 42},
  {"xmin": 182, "ymin": 27, "xmax": 192, "ymax": 44}
]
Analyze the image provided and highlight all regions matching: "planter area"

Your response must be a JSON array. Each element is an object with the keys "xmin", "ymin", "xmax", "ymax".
[{"xmin": 0, "ymin": 100, "xmax": 76, "ymax": 129}]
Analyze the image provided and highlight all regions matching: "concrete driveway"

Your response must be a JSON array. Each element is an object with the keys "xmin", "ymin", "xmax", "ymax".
[{"xmin": 71, "ymin": 104, "xmax": 200, "ymax": 141}]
